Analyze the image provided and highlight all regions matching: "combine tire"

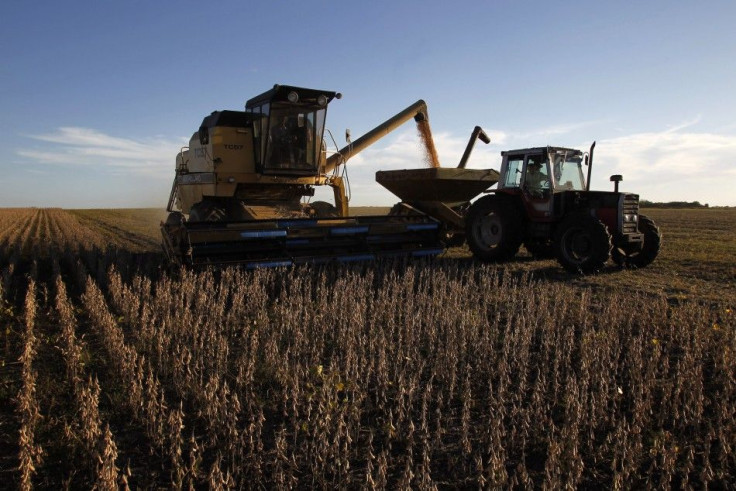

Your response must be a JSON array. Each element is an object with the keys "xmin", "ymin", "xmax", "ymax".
[
  {"xmin": 465, "ymin": 196, "xmax": 522, "ymax": 262},
  {"xmin": 612, "ymin": 214, "xmax": 661, "ymax": 268},
  {"xmin": 554, "ymin": 213, "xmax": 611, "ymax": 274},
  {"xmin": 189, "ymin": 201, "xmax": 226, "ymax": 222}
]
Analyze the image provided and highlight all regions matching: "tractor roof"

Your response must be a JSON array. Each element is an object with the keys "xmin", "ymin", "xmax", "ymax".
[
  {"xmin": 246, "ymin": 84, "xmax": 339, "ymax": 109},
  {"xmin": 501, "ymin": 146, "xmax": 582, "ymax": 157}
]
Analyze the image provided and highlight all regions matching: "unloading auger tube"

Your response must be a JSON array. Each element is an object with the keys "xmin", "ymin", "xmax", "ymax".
[{"xmin": 325, "ymin": 100, "xmax": 428, "ymax": 173}]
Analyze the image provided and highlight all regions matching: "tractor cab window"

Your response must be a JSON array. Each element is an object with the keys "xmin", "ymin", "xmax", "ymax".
[
  {"xmin": 502, "ymin": 156, "xmax": 524, "ymax": 188},
  {"xmin": 523, "ymin": 155, "xmax": 550, "ymax": 197},
  {"xmin": 550, "ymin": 150, "xmax": 586, "ymax": 191}
]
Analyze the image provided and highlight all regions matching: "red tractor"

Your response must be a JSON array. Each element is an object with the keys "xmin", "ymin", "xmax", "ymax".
[{"xmin": 464, "ymin": 143, "xmax": 661, "ymax": 273}]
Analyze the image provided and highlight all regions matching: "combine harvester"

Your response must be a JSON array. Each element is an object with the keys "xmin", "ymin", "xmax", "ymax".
[
  {"xmin": 161, "ymin": 84, "xmax": 659, "ymax": 273},
  {"xmin": 161, "ymin": 84, "xmax": 496, "ymax": 268}
]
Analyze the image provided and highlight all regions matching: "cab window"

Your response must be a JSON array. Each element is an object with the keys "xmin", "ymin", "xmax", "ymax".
[{"xmin": 503, "ymin": 156, "xmax": 523, "ymax": 188}]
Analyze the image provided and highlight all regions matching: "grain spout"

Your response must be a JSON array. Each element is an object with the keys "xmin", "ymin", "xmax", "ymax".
[{"xmin": 417, "ymin": 119, "xmax": 441, "ymax": 168}]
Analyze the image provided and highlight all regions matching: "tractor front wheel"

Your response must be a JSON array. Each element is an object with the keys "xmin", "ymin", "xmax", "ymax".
[
  {"xmin": 465, "ymin": 196, "xmax": 522, "ymax": 262},
  {"xmin": 554, "ymin": 213, "xmax": 611, "ymax": 274},
  {"xmin": 612, "ymin": 214, "xmax": 661, "ymax": 268}
]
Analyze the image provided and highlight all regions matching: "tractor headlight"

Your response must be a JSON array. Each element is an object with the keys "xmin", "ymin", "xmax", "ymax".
[
  {"xmin": 317, "ymin": 94, "xmax": 328, "ymax": 107},
  {"xmin": 287, "ymin": 91, "xmax": 299, "ymax": 103}
]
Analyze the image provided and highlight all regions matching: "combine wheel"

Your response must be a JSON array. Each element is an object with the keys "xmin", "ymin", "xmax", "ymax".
[
  {"xmin": 612, "ymin": 214, "xmax": 661, "ymax": 268},
  {"xmin": 554, "ymin": 213, "xmax": 611, "ymax": 274},
  {"xmin": 225, "ymin": 200, "xmax": 255, "ymax": 221},
  {"xmin": 465, "ymin": 196, "xmax": 522, "ymax": 262},
  {"xmin": 188, "ymin": 201, "xmax": 226, "ymax": 222}
]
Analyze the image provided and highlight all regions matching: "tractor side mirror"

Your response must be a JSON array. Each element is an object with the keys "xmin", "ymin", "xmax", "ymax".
[{"xmin": 610, "ymin": 174, "xmax": 623, "ymax": 193}]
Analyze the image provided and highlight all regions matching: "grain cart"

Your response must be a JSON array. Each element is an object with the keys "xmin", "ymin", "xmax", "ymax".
[
  {"xmin": 161, "ymin": 84, "xmax": 494, "ymax": 267},
  {"xmin": 458, "ymin": 144, "xmax": 661, "ymax": 273}
]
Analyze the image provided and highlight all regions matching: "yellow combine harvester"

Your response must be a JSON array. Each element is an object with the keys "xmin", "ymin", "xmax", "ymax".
[{"xmin": 161, "ymin": 84, "xmax": 496, "ymax": 267}]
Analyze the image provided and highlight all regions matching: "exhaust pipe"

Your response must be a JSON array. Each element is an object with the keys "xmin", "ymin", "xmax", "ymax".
[
  {"xmin": 586, "ymin": 141, "xmax": 596, "ymax": 191},
  {"xmin": 457, "ymin": 126, "xmax": 491, "ymax": 169}
]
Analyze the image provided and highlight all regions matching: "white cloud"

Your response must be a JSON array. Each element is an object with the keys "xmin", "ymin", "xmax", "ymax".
[
  {"xmin": 16, "ymin": 122, "xmax": 736, "ymax": 207},
  {"xmin": 340, "ymin": 121, "xmax": 736, "ymax": 207},
  {"xmin": 17, "ymin": 127, "xmax": 187, "ymax": 177},
  {"xmin": 591, "ymin": 128, "xmax": 736, "ymax": 204}
]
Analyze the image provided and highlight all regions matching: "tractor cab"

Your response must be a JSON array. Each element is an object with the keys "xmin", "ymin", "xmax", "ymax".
[
  {"xmin": 498, "ymin": 146, "xmax": 588, "ymax": 219},
  {"xmin": 245, "ymin": 84, "xmax": 340, "ymax": 177},
  {"xmin": 466, "ymin": 142, "xmax": 659, "ymax": 274},
  {"xmin": 499, "ymin": 146, "xmax": 587, "ymax": 194}
]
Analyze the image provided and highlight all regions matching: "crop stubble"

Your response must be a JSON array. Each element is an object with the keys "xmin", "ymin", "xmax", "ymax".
[{"xmin": 0, "ymin": 207, "xmax": 734, "ymax": 488}]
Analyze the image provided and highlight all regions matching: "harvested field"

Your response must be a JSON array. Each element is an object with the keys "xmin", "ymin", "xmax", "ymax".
[{"xmin": 0, "ymin": 207, "xmax": 734, "ymax": 488}]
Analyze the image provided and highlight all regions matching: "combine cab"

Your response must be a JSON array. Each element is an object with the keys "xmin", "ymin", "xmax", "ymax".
[{"xmin": 161, "ymin": 85, "xmax": 493, "ymax": 267}]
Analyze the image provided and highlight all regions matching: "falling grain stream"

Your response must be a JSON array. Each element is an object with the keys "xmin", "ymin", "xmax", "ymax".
[{"xmin": 417, "ymin": 119, "xmax": 441, "ymax": 168}]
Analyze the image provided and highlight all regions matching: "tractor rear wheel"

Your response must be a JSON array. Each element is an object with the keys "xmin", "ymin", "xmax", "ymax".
[
  {"xmin": 465, "ymin": 196, "xmax": 522, "ymax": 262},
  {"xmin": 188, "ymin": 201, "xmax": 226, "ymax": 222},
  {"xmin": 612, "ymin": 214, "xmax": 661, "ymax": 268},
  {"xmin": 554, "ymin": 213, "xmax": 611, "ymax": 274}
]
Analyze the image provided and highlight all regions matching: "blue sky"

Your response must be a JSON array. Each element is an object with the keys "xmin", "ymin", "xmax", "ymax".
[{"xmin": 2, "ymin": 0, "xmax": 735, "ymax": 208}]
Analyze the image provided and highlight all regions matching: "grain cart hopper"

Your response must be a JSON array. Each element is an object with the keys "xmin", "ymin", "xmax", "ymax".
[
  {"xmin": 461, "ymin": 144, "xmax": 661, "ymax": 273},
  {"xmin": 375, "ymin": 126, "xmax": 499, "ymax": 246},
  {"xmin": 162, "ymin": 84, "xmax": 454, "ymax": 267}
]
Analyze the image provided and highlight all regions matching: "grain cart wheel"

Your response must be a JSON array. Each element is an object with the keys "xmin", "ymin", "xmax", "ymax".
[
  {"xmin": 309, "ymin": 201, "xmax": 340, "ymax": 218},
  {"xmin": 388, "ymin": 202, "xmax": 420, "ymax": 216},
  {"xmin": 465, "ymin": 196, "xmax": 522, "ymax": 262},
  {"xmin": 188, "ymin": 201, "xmax": 226, "ymax": 222},
  {"xmin": 612, "ymin": 214, "xmax": 661, "ymax": 269},
  {"xmin": 554, "ymin": 213, "xmax": 611, "ymax": 274}
]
